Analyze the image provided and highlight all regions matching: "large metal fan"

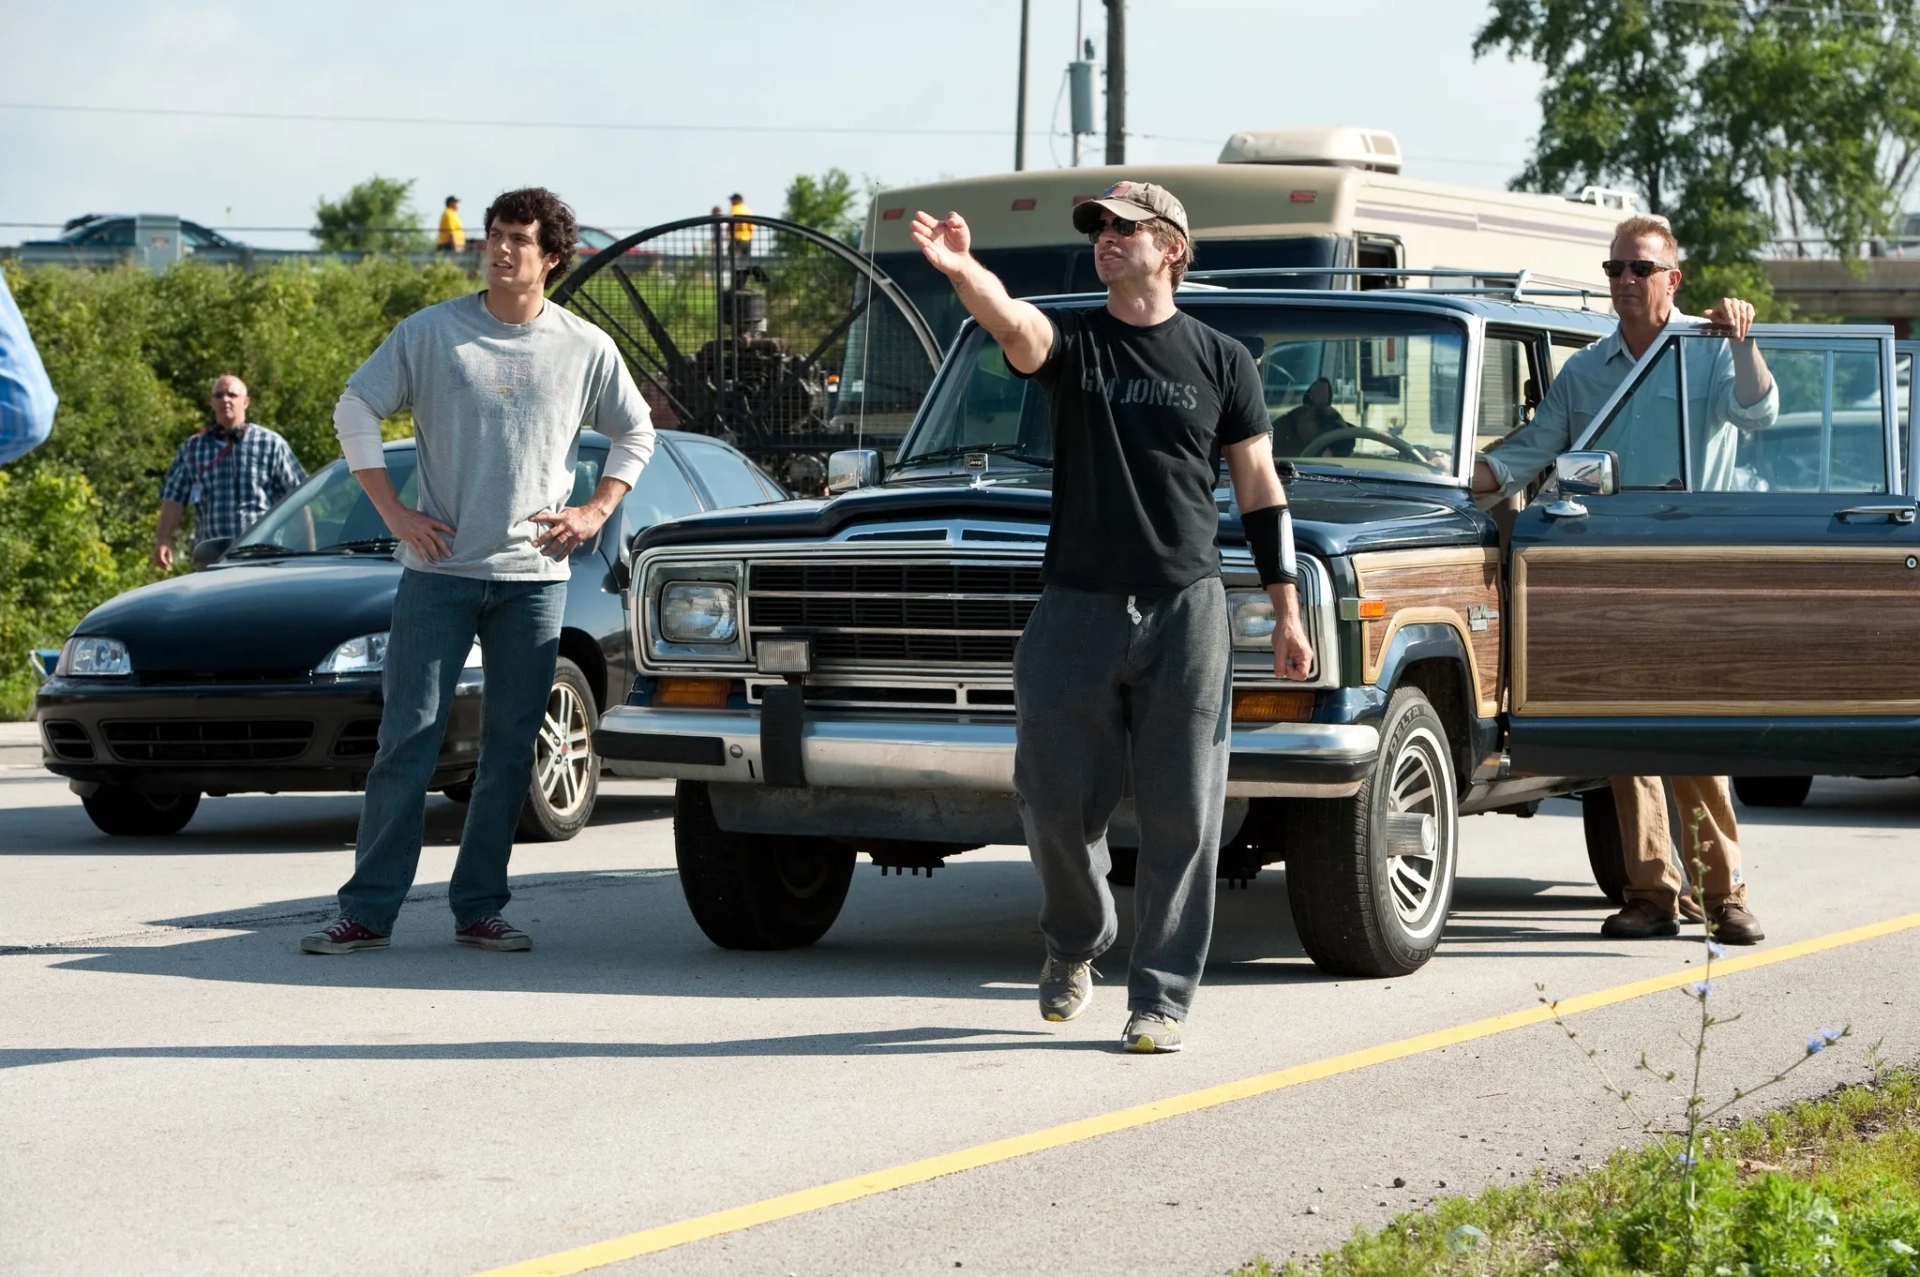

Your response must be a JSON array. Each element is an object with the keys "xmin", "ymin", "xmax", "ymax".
[{"xmin": 551, "ymin": 215, "xmax": 941, "ymax": 493}]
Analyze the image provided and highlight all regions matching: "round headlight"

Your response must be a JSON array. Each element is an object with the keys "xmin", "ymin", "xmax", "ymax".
[
  {"xmin": 1227, "ymin": 590, "xmax": 1276, "ymax": 650},
  {"xmin": 317, "ymin": 632, "xmax": 389, "ymax": 675},
  {"xmin": 58, "ymin": 636, "xmax": 132, "ymax": 677},
  {"xmin": 660, "ymin": 582, "xmax": 739, "ymax": 644}
]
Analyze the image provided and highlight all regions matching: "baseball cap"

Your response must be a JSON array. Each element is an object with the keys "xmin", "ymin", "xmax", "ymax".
[{"xmin": 1071, "ymin": 180, "xmax": 1190, "ymax": 237}]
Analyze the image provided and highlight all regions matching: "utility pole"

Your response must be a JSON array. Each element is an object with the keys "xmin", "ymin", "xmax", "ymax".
[
  {"xmin": 1104, "ymin": 0, "xmax": 1125, "ymax": 165},
  {"xmin": 1014, "ymin": 0, "xmax": 1031, "ymax": 171}
]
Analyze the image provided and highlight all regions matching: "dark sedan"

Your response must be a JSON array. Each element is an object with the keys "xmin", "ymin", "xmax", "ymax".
[{"xmin": 35, "ymin": 430, "xmax": 784, "ymax": 838}]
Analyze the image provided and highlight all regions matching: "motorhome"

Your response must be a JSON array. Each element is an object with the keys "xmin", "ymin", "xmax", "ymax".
[{"xmin": 862, "ymin": 126, "xmax": 1626, "ymax": 347}]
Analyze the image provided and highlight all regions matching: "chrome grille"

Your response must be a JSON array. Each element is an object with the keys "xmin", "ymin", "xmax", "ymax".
[{"xmin": 746, "ymin": 558, "xmax": 1042, "ymax": 671}]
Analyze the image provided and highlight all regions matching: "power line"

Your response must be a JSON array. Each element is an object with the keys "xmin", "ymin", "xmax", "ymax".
[{"xmin": 0, "ymin": 101, "xmax": 1014, "ymax": 139}]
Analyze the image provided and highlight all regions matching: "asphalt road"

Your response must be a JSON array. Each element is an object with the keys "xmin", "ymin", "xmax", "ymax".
[{"xmin": 3, "ymin": 718, "xmax": 1918, "ymax": 1277}]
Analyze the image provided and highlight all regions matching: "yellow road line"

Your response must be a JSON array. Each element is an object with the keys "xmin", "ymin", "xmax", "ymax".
[{"xmin": 474, "ymin": 909, "xmax": 1920, "ymax": 1277}]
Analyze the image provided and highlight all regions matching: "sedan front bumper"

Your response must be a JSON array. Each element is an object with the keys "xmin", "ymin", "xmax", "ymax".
[
  {"xmin": 594, "ymin": 705, "xmax": 1377, "ymax": 797},
  {"xmin": 34, "ymin": 673, "xmax": 484, "ymax": 795}
]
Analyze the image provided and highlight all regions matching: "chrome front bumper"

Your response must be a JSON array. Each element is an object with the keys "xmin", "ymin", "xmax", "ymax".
[{"xmin": 595, "ymin": 706, "xmax": 1377, "ymax": 798}]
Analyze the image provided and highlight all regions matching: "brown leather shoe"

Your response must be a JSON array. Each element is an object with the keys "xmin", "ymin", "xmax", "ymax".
[
  {"xmin": 1710, "ymin": 903, "xmax": 1765, "ymax": 946},
  {"xmin": 1602, "ymin": 898, "xmax": 1681, "ymax": 939},
  {"xmin": 1678, "ymin": 893, "xmax": 1705, "ymax": 923}
]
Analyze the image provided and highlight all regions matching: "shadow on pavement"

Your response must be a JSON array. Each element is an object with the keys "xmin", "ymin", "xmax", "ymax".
[
  {"xmin": 0, "ymin": 784, "xmax": 672, "ymax": 857},
  {"xmin": 0, "ymin": 1024, "xmax": 1095, "ymax": 1071}
]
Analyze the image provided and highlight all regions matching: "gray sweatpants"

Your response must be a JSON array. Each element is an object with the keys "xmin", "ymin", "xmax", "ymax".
[{"xmin": 1011, "ymin": 577, "xmax": 1233, "ymax": 1021}]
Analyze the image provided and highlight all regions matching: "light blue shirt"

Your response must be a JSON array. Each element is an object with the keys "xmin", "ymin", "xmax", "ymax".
[
  {"xmin": 1482, "ymin": 317, "xmax": 1778, "ymax": 497},
  {"xmin": 0, "ymin": 272, "xmax": 57, "ymax": 465}
]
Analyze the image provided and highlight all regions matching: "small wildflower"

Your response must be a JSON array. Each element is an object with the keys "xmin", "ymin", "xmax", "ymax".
[
  {"xmin": 1676, "ymin": 1152, "xmax": 1697, "ymax": 1168},
  {"xmin": 1689, "ymin": 981, "xmax": 1714, "ymax": 997},
  {"xmin": 1706, "ymin": 940, "xmax": 1727, "ymax": 959},
  {"xmin": 1807, "ymin": 1037, "xmax": 1827, "ymax": 1054},
  {"xmin": 1818, "ymin": 1027, "xmax": 1844, "ymax": 1043}
]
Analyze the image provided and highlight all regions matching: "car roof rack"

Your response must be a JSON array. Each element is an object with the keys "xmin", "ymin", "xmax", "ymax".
[{"xmin": 1182, "ymin": 266, "xmax": 1601, "ymax": 307}]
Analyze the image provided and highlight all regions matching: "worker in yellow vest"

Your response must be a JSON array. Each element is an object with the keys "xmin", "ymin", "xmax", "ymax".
[{"xmin": 437, "ymin": 196, "xmax": 465, "ymax": 252}]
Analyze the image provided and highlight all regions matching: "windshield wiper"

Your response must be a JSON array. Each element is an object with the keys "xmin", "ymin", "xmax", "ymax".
[
  {"xmin": 222, "ymin": 544, "xmax": 297, "ymax": 559},
  {"xmin": 223, "ymin": 537, "xmax": 399, "ymax": 559},
  {"xmin": 332, "ymin": 537, "xmax": 400, "ymax": 553},
  {"xmin": 892, "ymin": 441, "xmax": 1050, "ymax": 470}
]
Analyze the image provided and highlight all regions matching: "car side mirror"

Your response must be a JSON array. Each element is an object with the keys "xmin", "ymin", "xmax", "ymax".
[
  {"xmin": 827, "ymin": 449, "xmax": 882, "ymax": 494},
  {"xmin": 1544, "ymin": 450, "xmax": 1618, "ymax": 521},
  {"xmin": 191, "ymin": 537, "xmax": 233, "ymax": 569},
  {"xmin": 1555, "ymin": 450, "xmax": 1618, "ymax": 497}
]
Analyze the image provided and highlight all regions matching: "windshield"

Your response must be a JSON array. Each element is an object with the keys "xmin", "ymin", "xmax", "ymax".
[
  {"xmin": 895, "ymin": 305, "xmax": 1468, "ymax": 481},
  {"xmin": 870, "ymin": 236, "xmax": 1340, "ymax": 351},
  {"xmin": 234, "ymin": 449, "xmax": 612, "ymax": 554}
]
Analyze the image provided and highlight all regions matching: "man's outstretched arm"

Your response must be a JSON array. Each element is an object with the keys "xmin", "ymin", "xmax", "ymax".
[{"xmin": 911, "ymin": 211, "xmax": 1054, "ymax": 373}]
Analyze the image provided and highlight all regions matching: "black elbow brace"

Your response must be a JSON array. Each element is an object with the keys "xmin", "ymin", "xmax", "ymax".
[{"xmin": 1241, "ymin": 503, "xmax": 1297, "ymax": 588}]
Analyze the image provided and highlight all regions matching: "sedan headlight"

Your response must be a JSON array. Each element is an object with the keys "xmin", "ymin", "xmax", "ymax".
[
  {"xmin": 317, "ymin": 632, "xmax": 388, "ymax": 675},
  {"xmin": 58, "ymin": 636, "xmax": 131, "ymax": 677},
  {"xmin": 660, "ymin": 582, "xmax": 739, "ymax": 644},
  {"xmin": 1227, "ymin": 590, "xmax": 1276, "ymax": 650}
]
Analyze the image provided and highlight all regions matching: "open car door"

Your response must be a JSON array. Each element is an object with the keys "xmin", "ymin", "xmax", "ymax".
[{"xmin": 1507, "ymin": 322, "xmax": 1920, "ymax": 777}]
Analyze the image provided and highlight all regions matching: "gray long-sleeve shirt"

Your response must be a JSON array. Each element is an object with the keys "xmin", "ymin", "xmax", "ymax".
[
  {"xmin": 1481, "ymin": 317, "xmax": 1778, "ymax": 498},
  {"xmin": 334, "ymin": 293, "xmax": 654, "ymax": 581}
]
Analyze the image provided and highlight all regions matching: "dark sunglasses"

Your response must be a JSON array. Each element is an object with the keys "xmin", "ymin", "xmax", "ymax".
[
  {"xmin": 1086, "ymin": 216, "xmax": 1143, "ymax": 244},
  {"xmin": 1601, "ymin": 258, "xmax": 1675, "ymax": 279}
]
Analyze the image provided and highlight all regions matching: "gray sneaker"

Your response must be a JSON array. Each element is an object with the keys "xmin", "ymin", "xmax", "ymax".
[
  {"xmin": 1038, "ymin": 956, "xmax": 1093, "ymax": 1023},
  {"xmin": 1122, "ymin": 1011, "xmax": 1183, "ymax": 1054}
]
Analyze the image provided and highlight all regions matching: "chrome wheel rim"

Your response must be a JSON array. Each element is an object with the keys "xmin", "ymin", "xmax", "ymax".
[
  {"xmin": 1383, "ymin": 724, "xmax": 1454, "ymax": 939},
  {"xmin": 534, "ymin": 682, "xmax": 594, "ymax": 819}
]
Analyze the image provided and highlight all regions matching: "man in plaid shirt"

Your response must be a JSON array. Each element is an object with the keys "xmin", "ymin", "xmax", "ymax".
[{"xmin": 154, "ymin": 374, "xmax": 307, "ymax": 569}]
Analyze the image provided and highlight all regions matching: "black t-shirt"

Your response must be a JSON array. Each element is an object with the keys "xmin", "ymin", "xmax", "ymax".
[{"xmin": 1017, "ymin": 306, "xmax": 1270, "ymax": 593}]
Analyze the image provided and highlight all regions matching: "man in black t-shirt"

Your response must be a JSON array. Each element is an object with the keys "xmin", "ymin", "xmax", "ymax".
[{"xmin": 913, "ymin": 181, "xmax": 1314, "ymax": 1054}]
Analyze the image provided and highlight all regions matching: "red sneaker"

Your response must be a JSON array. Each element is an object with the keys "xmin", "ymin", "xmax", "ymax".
[
  {"xmin": 300, "ymin": 917, "xmax": 390, "ymax": 954},
  {"xmin": 454, "ymin": 916, "xmax": 532, "ymax": 951}
]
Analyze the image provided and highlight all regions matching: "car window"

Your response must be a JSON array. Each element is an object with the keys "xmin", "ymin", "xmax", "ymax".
[
  {"xmin": 1586, "ymin": 341, "xmax": 1684, "ymax": 490},
  {"xmin": 1477, "ymin": 336, "xmax": 1532, "ymax": 441},
  {"xmin": 1896, "ymin": 350, "xmax": 1912, "ymax": 491},
  {"xmin": 677, "ymin": 440, "xmax": 781, "ymax": 510},
  {"xmin": 622, "ymin": 449, "xmax": 705, "ymax": 529},
  {"xmin": 1585, "ymin": 333, "xmax": 1890, "ymax": 494},
  {"xmin": 568, "ymin": 452, "xmax": 604, "ymax": 507}
]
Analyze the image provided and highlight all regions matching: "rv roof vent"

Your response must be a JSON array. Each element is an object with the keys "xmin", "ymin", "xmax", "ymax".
[
  {"xmin": 1218, "ymin": 126, "xmax": 1403, "ymax": 173},
  {"xmin": 1577, "ymin": 185, "xmax": 1639, "ymax": 211}
]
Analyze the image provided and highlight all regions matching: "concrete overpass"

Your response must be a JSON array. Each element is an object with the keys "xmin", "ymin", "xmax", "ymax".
[{"xmin": 1765, "ymin": 256, "xmax": 1920, "ymax": 333}]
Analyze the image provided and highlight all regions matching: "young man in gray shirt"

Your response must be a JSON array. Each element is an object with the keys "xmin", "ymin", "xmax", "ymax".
[{"xmin": 303, "ymin": 187, "xmax": 654, "ymax": 954}]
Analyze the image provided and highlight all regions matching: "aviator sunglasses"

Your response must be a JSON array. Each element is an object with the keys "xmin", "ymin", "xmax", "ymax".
[
  {"xmin": 1601, "ymin": 258, "xmax": 1676, "ymax": 279},
  {"xmin": 1086, "ymin": 216, "xmax": 1144, "ymax": 243}
]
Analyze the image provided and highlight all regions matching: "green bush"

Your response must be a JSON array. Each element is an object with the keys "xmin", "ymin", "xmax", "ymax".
[
  {"xmin": 0, "ymin": 255, "xmax": 474, "ymax": 718},
  {"xmin": 0, "ymin": 466, "xmax": 131, "ymax": 718}
]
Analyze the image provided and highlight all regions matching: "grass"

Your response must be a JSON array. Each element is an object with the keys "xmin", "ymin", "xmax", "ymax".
[{"xmin": 1237, "ymin": 1064, "xmax": 1920, "ymax": 1276}]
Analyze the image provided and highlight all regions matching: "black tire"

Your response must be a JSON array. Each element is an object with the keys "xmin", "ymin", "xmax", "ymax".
[
  {"xmin": 1581, "ymin": 786, "xmax": 1630, "ymax": 908},
  {"xmin": 1733, "ymin": 775, "xmax": 1813, "ymax": 809},
  {"xmin": 80, "ymin": 785, "xmax": 200, "ymax": 837},
  {"xmin": 1107, "ymin": 846, "xmax": 1138, "ymax": 887},
  {"xmin": 674, "ymin": 781, "xmax": 856, "ymax": 949},
  {"xmin": 1284, "ymin": 687, "xmax": 1458, "ymax": 977},
  {"xmin": 516, "ymin": 657, "xmax": 599, "ymax": 842},
  {"xmin": 441, "ymin": 779, "xmax": 474, "ymax": 804}
]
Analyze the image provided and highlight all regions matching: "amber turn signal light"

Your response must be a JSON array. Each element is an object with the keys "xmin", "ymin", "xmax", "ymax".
[
  {"xmin": 654, "ymin": 677, "xmax": 732, "ymax": 709},
  {"xmin": 1231, "ymin": 689, "xmax": 1314, "ymax": 722},
  {"xmin": 1338, "ymin": 597, "xmax": 1387, "ymax": 621}
]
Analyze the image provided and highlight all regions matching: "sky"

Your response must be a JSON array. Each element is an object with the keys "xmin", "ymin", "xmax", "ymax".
[{"xmin": 0, "ymin": 0, "xmax": 1550, "ymax": 250}]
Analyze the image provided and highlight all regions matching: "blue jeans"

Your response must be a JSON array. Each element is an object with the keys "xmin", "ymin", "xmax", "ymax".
[{"xmin": 338, "ymin": 569, "xmax": 566, "ymax": 934}]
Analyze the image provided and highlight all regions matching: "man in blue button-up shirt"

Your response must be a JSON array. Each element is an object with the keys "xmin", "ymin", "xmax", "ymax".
[
  {"xmin": 1472, "ymin": 213, "xmax": 1771, "ymax": 948},
  {"xmin": 0, "ymin": 271, "xmax": 57, "ymax": 465}
]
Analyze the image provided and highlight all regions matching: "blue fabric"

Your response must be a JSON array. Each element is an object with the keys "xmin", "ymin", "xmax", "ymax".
[
  {"xmin": 0, "ymin": 272, "xmax": 57, "ymax": 465},
  {"xmin": 337, "ymin": 569, "xmax": 566, "ymax": 934},
  {"xmin": 158, "ymin": 422, "xmax": 307, "ymax": 542}
]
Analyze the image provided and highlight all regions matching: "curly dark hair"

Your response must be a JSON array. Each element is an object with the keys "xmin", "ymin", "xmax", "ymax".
[{"xmin": 484, "ymin": 187, "xmax": 578, "ymax": 282}]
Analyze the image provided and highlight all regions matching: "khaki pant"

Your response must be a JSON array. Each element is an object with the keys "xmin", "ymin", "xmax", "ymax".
[{"xmin": 1608, "ymin": 775, "xmax": 1747, "ymax": 914}]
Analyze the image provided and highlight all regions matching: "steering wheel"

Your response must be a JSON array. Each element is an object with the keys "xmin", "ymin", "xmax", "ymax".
[{"xmin": 1299, "ymin": 426, "xmax": 1429, "ymax": 464}]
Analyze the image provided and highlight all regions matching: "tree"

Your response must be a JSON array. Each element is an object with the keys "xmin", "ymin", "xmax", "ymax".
[
  {"xmin": 1475, "ymin": 0, "xmax": 1920, "ymax": 313},
  {"xmin": 782, "ymin": 169, "xmax": 863, "ymax": 245},
  {"xmin": 313, "ymin": 176, "xmax": 426, "ymax": 252}
]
